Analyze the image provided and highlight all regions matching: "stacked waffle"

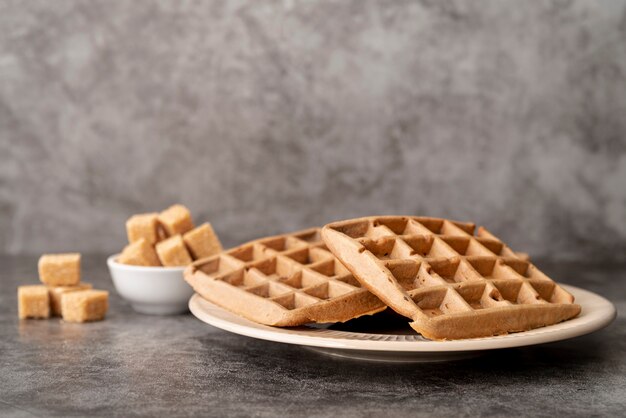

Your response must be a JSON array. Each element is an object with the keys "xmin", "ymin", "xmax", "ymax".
[
  {"xmin": 184, "ymin": 216, "xmax": 581, "ymax": 340},
  {"xmin": 184, "ymin": 228, "xmax": 385, "ymax": 326}
]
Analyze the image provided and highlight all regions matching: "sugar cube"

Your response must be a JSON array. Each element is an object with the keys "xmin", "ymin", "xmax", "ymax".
[
  {"xmin": 156, "ymin": 234, "xmax": 192, "ymax": 266},
  {"xmin": 18, "ymin": 285, "xmax": 50, "ymax": 319},
  {"xmin": 48, "ymin": 283, "xmax": 93, "ymax": 316},
  {"xmin": 118, "ymin": 238, "xmax": 161, "ymax": 266},
  {"xmin": 126, "ymin": 212, "xmax": 160, "ymax": 244},
  {"xmin": 158, "ymin": 204, "xmax": 194, "ymax": 236},
  {"xmin": 61, "ymin": 290, "xmax": 109, "ymax": 323},
  {"xmin": 38, "ymin": 253, "xmax": 81, "ymax": 286},
  {"xmin": 183, "ymin": 223, "xmax": 223, "ymax": 259}
]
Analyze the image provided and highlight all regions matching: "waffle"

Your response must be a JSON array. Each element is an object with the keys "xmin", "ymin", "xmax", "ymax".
[
  {"xmin": 322, "ymin": 216, "xmax": 581, "ymax": 340},
  {"xmin": 184, "ymin": 228, "xmax": 386, "ymax": 326}
]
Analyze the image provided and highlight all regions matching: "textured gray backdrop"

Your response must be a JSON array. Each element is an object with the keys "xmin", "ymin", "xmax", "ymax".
[{"xmin": 1, "ymin": 1, "xmax": 625, "ymax": 260}]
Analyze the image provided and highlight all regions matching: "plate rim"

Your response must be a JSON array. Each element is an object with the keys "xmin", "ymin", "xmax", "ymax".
[{"xmin": 188, "ymin": 284, "xmax": 616, "ymax": 352}]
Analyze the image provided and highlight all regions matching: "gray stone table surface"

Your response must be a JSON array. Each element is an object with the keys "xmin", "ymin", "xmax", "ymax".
[{"xmin": 1, "ymin": 255, "xmax": 624, "ymax": 418}]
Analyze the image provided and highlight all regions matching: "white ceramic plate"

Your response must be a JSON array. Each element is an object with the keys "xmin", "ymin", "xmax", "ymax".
[{"xmin": 188, "ymin": 285, "xmax": 616, "ymax": 362}]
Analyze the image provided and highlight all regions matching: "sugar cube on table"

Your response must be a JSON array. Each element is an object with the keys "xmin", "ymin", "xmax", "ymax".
[
  {"xmin": 158, "ymin": 204, "xmax": 194, "ymax": 236},
  {"xmin": 48, "ymin": 283, "xmax": 93, "ymax": 316},
  {"xmin": 118, "ymin": 238, "xmax": 161, "ymax": 266},
  {"xmin": 183, "ymin": 223, "xmax": 223, "ymax": 259},
  {"xmin": 126, "ymin": 213, "xmax": 160, "ymax": 244},
  {"xmin": 38, "ymin": 253, "xmax": 81, "ymax": 286},
  {"xmin": 18, "ymin": 285, "xmax": 50, "ymax": 319},
  {"xmin": 156, "ymin": 234, "xmax": 192, "ymax": 266},
  {"xmin": 61, "ymin": 290, "xmax": 109, "ymax": 323}
]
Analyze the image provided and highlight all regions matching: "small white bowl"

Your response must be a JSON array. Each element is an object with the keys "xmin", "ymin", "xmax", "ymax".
[{"xmin": 107, "ymin": 254, "xmax": 194, "ymax": 315}]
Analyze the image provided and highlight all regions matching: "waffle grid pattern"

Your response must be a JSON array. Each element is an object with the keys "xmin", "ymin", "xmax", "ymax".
[
  {"xmin": 184, "ymin": 228, "xmax": 385, "ymax": 326},
  {"xmin": 322, "ymin": 216, "xmax": 581, "ymax": 339}
]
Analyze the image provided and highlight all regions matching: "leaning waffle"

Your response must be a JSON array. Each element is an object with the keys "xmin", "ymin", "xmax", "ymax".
[
  {"xmin": 184, "ymin": 228, "xmax": 386, "ymax": 326},
  {"xmin": 322, "ymin": 216, "xmax": 581, "ymax": 340}
]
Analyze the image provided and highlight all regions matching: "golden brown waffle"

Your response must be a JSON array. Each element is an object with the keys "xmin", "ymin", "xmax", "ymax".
[
  {"xmin": 184, "ymin": 228, "xmax": 386, "ymax": 326},
  {"xmin": 322, "ymin": 216, "xmax": 581, "ymax": 340}
]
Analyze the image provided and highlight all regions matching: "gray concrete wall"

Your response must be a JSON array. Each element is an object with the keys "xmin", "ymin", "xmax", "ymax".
[{"xmin": 1, "ymin": 1, "xmax": 625, "ymax": 260}]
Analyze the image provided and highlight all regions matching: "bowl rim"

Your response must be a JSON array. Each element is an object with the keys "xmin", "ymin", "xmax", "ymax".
[{"xmin": 107, "ymin": 254, "xmax": 186, "ymax": 272}]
